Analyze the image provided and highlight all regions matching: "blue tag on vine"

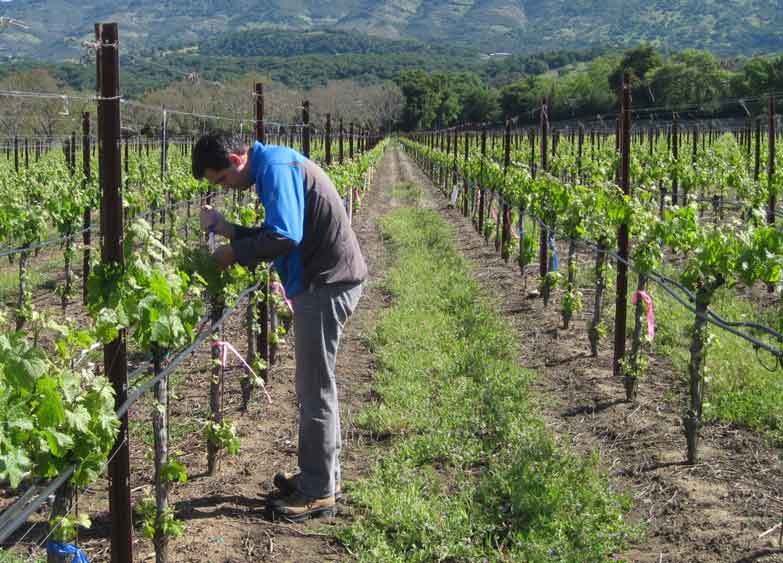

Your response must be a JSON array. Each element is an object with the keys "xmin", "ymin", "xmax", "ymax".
[{"xmin": 47, "ymin": 543, "xmax": 89, "ymax": 563}]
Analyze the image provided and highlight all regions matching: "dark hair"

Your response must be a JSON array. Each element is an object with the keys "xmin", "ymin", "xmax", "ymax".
[{"xmin": 191, "ymin": 130, "xmax": 246, "ymax": 179}]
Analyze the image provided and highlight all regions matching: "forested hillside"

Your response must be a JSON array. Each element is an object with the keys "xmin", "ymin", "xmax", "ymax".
[{"xmin": 0, "ymin": 0, "xmax": 781, "ymax": 59}]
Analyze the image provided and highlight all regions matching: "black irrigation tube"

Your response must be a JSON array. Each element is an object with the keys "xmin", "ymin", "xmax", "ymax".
[
  {"xmin": 0, "ymin": 468, "xmax": 75, "ymax": 545},
  {"xmin": 0, "ymin": 278, "xmax": 262, "ymax": 545}
]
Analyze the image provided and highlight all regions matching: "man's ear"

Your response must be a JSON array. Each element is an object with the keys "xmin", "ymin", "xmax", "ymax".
[{"xmin": 228, "ymin": 153, "xmax": 243, "ymax": 166}]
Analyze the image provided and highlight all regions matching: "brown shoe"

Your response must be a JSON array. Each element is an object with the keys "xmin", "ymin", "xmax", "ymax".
[
  {"xmin": 268, "ymin": 491, "xmax": 336, "ymax": 522},
  {"xmin": 273, "ymin": 471, "xmax": 343, "ymax": 501}
]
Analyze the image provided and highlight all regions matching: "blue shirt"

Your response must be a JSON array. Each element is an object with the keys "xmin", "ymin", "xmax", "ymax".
[{"xmin": 248, "ymin": 141, "xmax": 307, "ymax": 297}]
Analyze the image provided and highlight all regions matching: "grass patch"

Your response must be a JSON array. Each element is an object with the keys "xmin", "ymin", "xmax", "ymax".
[
  {"xmin": 392, "ymin": 181, "xmax": 423, "ymax": 205},
  {"xmin": 338, "ymin": 207, "xmax": 634, "ymax": 562},
  {"xmin": 0, "ymin": 550, "xmax": 44, "ymax": 563},
  {"xmin": 0, "ymin": 252, "xmax": 67, "ymax": 302}
]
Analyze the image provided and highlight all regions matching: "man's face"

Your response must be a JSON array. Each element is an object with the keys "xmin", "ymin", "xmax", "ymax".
[{"xmin": 204, "ymin": 152, "xmax": 251, "ymax": 189}]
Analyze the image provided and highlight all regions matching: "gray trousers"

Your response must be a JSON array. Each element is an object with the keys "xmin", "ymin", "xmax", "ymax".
[{"xmin": 291, "ymin": 281, "xmax": 363, "ymax": 498}]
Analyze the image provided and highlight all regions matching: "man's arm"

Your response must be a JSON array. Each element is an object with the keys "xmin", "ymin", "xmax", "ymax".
[{"xmin": 230, "ymin": 227, "xmax": 296, "ymax": 268}]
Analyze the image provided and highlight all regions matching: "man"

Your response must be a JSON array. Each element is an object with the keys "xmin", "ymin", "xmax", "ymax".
[{"xmin": 192, "ymin": 130, "xmax": 366, "ymax": 521}]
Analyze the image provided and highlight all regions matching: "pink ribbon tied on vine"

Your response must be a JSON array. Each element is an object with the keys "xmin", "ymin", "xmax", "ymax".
[
  {"xmin": 631, "ymin": 290, "xmax": 656, "ymax": 341},
  {"xmin": 212, "ymin": 340, "xmax": 272, "ymax": 403},
  {"xmin": 270, "ymin": 281, "xmax": 293, "ymax": 314}
]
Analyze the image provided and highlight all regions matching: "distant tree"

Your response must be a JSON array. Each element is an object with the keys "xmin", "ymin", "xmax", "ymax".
[
  {"xmin": 499, "ymin": 76, "xmax": 540, "ymax": 121},
  {"xmin": 733, "ymin": 55, "xmax": 783, "ymax": 99},
  {"xmin": 397, "ymin": 70, "xmax": 440, "ymax": 130},
  {"xmin": 460, "ymin": 86, "xmax": 500, "ymax": 124},
  {"xmin": 608, "ymin": 45, "xmax": 662, "ymax": 106},
  {"xmin": 647, "ymin": 50, "xmax": 731, "ymax": 110}
]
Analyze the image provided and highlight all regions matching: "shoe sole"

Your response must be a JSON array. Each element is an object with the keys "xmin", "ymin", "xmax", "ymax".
[
  {"xmin": 270, "ymin": 505, "xmax": 337, "ymax": 522},
  {"xmin": 273, "ymin": 474, "xmax": 343, "ymax": 501}
]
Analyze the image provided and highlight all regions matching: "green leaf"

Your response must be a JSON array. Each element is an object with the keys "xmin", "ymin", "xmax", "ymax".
[
  {"xmin": 36, "ymin": 377, "xmax": 66, "ymax": 427},
  {"xmin": 65, "ymin": 406, "xmax": 91, "ymax": 434},
  {"xmin": 0, "ymin": 448, "xmax": 31, "ymax": 488},
  {"xmin": 43, "ymin": 429, "xmax": 75, "ymax": 458}
]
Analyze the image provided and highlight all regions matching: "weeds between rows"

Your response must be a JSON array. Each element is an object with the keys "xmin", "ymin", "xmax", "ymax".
[{"xmin": 337, "ymin": 200, "xmax": 635, "ymax": 562}]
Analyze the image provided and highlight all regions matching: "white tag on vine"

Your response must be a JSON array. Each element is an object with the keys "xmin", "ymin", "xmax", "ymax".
[{"xmin": 450, "ymin": 186, "xmax": 459, "ymax": 206}]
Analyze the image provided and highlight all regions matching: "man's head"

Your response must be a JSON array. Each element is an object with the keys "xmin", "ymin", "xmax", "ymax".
[{"xmin": 192, "ymin": 130, "xmax": 251, "ymax": 188}]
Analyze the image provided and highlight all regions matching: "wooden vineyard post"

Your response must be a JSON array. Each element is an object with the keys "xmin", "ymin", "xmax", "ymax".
[
  {"xmin": 577, "ymin": 124, "xmax": 584, "ymax": 183},
  {"xmin": 614, "ymin": 74, "xmax": 631, "ymax": 385},
  {"xmin": 529, "ymin": 128, "xmax": 535, "ymax": 175},
  {"xmin": 767, "ymin": 96, "xmax": 776, "ymax": 294},
  {"xmin": 70, "ymin": 132, "xmax": 76, "ymax": 172},
  {"xmin": 160, "ymin": 109, "xmax": 169, "ymax": 246},
  {"xmin": 325, "ymin": 113, "xmax": 332, "ymax": 166},
  {"xmin": 671, "ymin": 113, "xmax": 679, "ymax": 206},
  {"xmin": 82, "ymin": 112, "xmax": 92, "ymax": 305},
  {"xmin": 755, "ymin": 116, "xmax": 762, "ymax": 182},
  {"xmin": 339, "ymin": 118, "xmax": 344, "ymax": 164},
  {"xmin": 767, "ymin": 96, "xmax": 776, "ymax": 228},
  {"xmin": 691, "ymin": 127, "xmax": 698, "ymax": 207},
  {"xmin": 302, "ymin": 100, "xmax": 310, "ymax": 158},
  {"xmin": 259, "ymin": 81, "xmax": 266, "ymax": 143},
  {"xmin": 246, "ymin": 83, "xmax": 269, "ymax": 408},
  {"xmin": 450, "ymin": 127, "xmax": 458, "ymax": 207},
  {"xmin": 539, "ymin": 99, "xmax": 549, "ymax": 280},
  {"xmin": 349, "ymin": 122, "xmax": 354, "ymax": 160},
  {"xmin": 494, "ymin": 132, "xmax": 501, "ymax": 250},
  {"xmin": 462, "ymin": 129, "xmax": 470, "ymax": 217},
  {"xmin": 477, "ymin": 127, "xmax": 487, "ymax": 236},
  {"xmin": 96, "ymin": 21, "xmax": 133, "ymax": 563},
  {"xmin": 256, "ymin": 266, "xmax": 270, "ymax": 383},
  {"xmin": 62, "ymin": 136, "xmax": 75, "ymax": 312},
  {"xmin": 501, "ymin": 120, "xmax": 512, "ymax": 262},
  {"xmin": 445, "ymin": 130, "xmax": 451, "ymax": 195}
]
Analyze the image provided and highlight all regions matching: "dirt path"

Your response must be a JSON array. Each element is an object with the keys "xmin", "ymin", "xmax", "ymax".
[
  {"xmin": 391, "ymin": 145, "xmax": 783, "ymax": 563},
  {"xmin": 150, "ymin": 146, "xmax": 405, "ymax": 562}
]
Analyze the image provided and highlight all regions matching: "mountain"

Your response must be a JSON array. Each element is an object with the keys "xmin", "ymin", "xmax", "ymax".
[{"xmin": 0, "ymin": 0, "xmax": 782, "ymax": 60}]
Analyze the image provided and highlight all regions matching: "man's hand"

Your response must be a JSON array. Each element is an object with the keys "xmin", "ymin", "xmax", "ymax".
[
  {"xmin": 200, "ymin": 205, "xmax": 230, "ymax": 237},
  {"xmin": 212, "ymin": 244, "xmax": 236, "ymax": 272}
]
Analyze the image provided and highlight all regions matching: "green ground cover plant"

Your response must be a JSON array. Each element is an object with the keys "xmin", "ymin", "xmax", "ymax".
[{"xmin": 338, "ymin": 202, "xmax": 635, "ymax": 562}]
